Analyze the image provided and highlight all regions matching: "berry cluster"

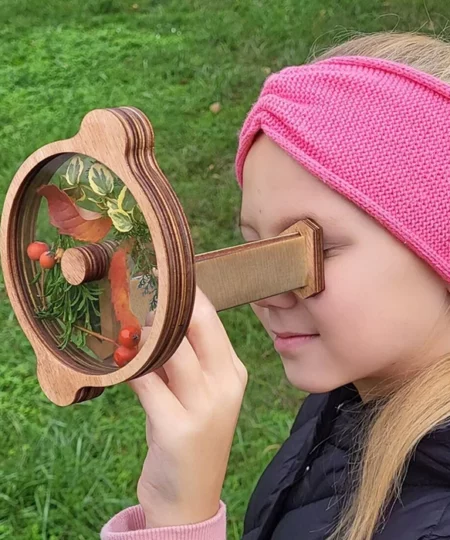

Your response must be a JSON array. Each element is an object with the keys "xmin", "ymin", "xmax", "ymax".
[
  {"xmin": 28, "ymin": 241, "xmax": 142, "ymax": 368},
  {"xmin": 27, "ymin": 241, "xmax": 56, "ymax": 269},
  {"xmin": 114, "ymin": 325, "xmax": 142, "ymax": 367}
]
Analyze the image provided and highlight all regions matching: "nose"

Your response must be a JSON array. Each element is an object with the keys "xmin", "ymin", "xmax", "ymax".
[{"xmin": 252, "ymin": 291, "xmax": 298, "ymax": 310}]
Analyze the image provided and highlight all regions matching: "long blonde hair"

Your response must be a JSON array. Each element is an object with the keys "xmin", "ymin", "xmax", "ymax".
[{"xmin": 308, "ymin": 31, "xmax": 450, "ymax": 540}]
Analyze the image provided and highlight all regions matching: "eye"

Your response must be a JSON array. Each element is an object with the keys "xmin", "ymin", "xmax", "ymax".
[{"xmin": 323, "ymin": 247, "xmax": 339, "ymax": 258}]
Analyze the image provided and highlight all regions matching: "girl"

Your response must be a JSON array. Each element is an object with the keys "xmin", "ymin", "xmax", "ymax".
[{"xmin": 101, "ymin": 31, "xmax": 450, "ymax": 539}]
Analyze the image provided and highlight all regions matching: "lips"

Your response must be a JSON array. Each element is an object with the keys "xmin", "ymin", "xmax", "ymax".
[{"xmin": 272, "ymin": 331, "xmax": 319, "ymax": 338}]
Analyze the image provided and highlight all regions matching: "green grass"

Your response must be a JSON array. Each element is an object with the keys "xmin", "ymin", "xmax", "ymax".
[{"xmin": 0, "ymin": 1, "xmax": 449, "ymax": 538}]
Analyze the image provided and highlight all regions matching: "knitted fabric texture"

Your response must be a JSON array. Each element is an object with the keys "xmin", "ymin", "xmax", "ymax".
[{"xmin": 234, "ymin": 55, "xmax": 450, "ymax": 282}]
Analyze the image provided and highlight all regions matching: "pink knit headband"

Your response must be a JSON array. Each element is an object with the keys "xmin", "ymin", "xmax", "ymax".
[{"xmin": 235, "ymin": 56, "xmax": 450, "ymax": 283}]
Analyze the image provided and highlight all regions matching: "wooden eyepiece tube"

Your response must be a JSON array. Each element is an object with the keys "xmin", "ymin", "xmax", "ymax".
[
  {"xmin": 60, "ymin": 219, "xmax": 324, "ymax": 312},
  {"xmin": 195, "ymin": 234, "xmax": 307, "ymax": 310},
  {"xmin": 193, "ymin": 218, "xmax": 324, "ymax": 309}
]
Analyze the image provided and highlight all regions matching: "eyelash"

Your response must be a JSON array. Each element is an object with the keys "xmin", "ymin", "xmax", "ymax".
[{"xmin": 323, "ymin": 247, "xmax": 338, "ymax": 258}]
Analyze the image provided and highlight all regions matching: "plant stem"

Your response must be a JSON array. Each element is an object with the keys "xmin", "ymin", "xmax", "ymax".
[
  {"xmin": 40, "ymin": 271, "xmax": 46, "ymax": 309},
  {"xmin": 73, "ymin": 324, "xmax": 118, "ymax": 346}
]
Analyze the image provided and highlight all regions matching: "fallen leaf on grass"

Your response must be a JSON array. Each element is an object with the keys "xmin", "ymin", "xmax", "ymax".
[{"xmin": 209, "ymin": 102, "xmax": 221, "ymax": 114}]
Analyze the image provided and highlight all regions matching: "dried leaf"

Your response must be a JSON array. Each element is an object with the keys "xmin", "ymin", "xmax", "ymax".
[
  {"xmin": 108, "ymin": 247, "xmax": 141, "ymax": 329},
  {"xmin": 209, "ymin": 102, "xmax": 221, "ymax": 114},
  {"xmin": 37, "ymin": 184, "xmax": 112, "ymax": 242}
]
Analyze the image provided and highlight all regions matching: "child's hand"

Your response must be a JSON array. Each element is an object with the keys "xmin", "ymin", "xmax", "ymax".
[{"xmin": 128, "ymin": 286, "xmax": 248, "ymax": 529}]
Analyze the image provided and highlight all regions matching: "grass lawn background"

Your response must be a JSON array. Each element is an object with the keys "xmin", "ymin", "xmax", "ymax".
[{"xmin": 0, "ymin": 1, "xmax": 448, "ymax": 538}]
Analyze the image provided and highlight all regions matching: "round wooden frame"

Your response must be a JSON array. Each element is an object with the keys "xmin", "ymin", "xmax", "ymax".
[{"xmin": 1, "ymin": 107, "xmax": 325, "ymax": 406}]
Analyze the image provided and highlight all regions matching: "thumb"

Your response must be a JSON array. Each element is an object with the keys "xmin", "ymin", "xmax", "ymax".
[{"xmin": 136, "ymin": 324, "xmax": 169, "ymax": 385}]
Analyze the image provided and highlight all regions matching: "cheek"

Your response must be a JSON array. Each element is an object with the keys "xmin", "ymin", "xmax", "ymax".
[{"xmin": 311, "ymin": 246, "xmax": 446, "ymax": 373}]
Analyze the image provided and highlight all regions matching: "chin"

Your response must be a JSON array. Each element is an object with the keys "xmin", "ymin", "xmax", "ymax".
[{"xmin": 283, "ymin": 365, "xmax": 343, "ymax": 394}]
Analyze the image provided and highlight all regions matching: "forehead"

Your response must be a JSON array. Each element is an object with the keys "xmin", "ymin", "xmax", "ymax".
[{"xmin": 240, "ymin": 133, "xmax": 356, "ymax": 235}]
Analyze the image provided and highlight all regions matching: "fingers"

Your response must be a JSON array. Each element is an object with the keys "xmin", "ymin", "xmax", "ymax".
[
  {"xmin": 185, "ymin": 287, "xmax": 236, "ymax": 377},
  {"xmin": 139, "ymin": 325, "xmax": 169, "ymax": 384},
  {"xmin": 227, "ymin": 343, "xmax": 249, "ymax": 388},
  {"xmin": 139, "ymin": 313, "xmax": 207, "ymax": 410},
  {"xmin": 145, "ymin": 286, "xmax": 237, "ymax": 378},
  {"xmin": 159, "ymin": 337, "xmax": 206, "ymax": 409},
  {"xmin": 128, "ymin": 370, "xmax": 181, "ymax": 420},
  {"xmin": 131, "ymin": 285, "xmax": 247, "ymax": 413},
  {"xmin": 129, "ymin": 315, "xmax": 173, "ymax": 413}
]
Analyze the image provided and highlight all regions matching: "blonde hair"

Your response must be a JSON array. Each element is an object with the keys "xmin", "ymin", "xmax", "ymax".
[{"xmin": 308, "ymin": 31, "xmax": 450, "ymax": 540}]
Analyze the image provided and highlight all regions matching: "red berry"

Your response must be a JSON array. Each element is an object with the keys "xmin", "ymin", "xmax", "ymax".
[
  {"xmin": 114, "ymin": 345, "xmax": 138, "ymax": 367},
  {"xmin": 27, "ymin": 241, "xmax": 49, "ymax": 261},
  {"xmin": 39, "ymin": 251, "xmax": 56, "ymax": 269},
  {"xmin": 118, "ymin": 325, "xmax": 142, "ymax": 348}
]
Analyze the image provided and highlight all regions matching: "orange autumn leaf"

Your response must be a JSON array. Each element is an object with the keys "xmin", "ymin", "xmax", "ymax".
[
  {"xmin": 108, "ymin": 247, "xmax": 141, "ymax": 330},
  {"xmin": 37, "ymin": 184, "xmax": 112, "ymax": 242}
]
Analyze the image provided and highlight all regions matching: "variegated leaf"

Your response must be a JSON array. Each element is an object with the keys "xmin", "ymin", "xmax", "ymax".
[
  {"xmin": 108, "ymin": 209, "xmax": 133, "ymax": 232},
  {"xmin": 63, "ymin": 156, "xmax": 84, "ymax": 186},
  {"xmin": 88, "ymin": 163, "xmax": 115, "ymax": 196},
  {"xmin": 117, "ymin": 185, "xmax": 136, "ymax": 212}
]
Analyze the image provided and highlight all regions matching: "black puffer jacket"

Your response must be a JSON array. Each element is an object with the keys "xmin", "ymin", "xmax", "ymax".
[{"xmin": 242, "ymin": 384, "xmax": 450, "ymax": 539}]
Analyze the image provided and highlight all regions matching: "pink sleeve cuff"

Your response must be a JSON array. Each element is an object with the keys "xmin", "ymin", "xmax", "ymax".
[{"xmin": 100, "ymin": 501, "xmax": 227, "ymax": 540}]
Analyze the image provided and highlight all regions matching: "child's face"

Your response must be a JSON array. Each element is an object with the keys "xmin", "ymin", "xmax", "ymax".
[{"xmin": 240, "ymin": 133, "xmax": 450, "ymax": 397}]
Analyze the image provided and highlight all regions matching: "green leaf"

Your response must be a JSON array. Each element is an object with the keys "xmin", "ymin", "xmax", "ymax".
[
  {"xmin": 64, "ymin": 185, "xmax": 86, "ymax": 201},
  {"xmin": 132, "ymin": 205, "xmax": 145, "ymax": 223},
  {"xmin": 117, "ymin": 186, "xmax": 136, "ymax": 212},
  {"xmin": 29, "ymin": 269, "xmax": 42, "ymax": 285},
  {"xmin": 108, "ymin": 209, "xmax": 133, "ymax": 232},
  {"xmin": 106, "ymin": 199, "xmax": 119, "ymax": 211},
  {"xmin": 63, "ymin": 156, "xmax": 84, "ymax": 186},
  {"xmin": 88, "ymin": 163, "xmax": 115, "ymax": 196},
  {"xmin": 87, "ymin": 197, "xmax": 108, "ymax": 211}
]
